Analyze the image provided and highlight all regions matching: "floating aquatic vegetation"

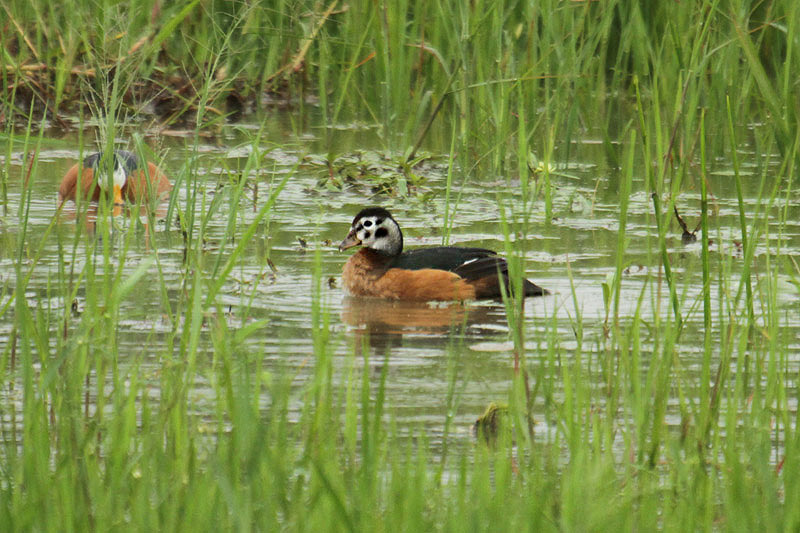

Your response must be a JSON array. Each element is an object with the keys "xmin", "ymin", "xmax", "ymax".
[{"xmin": 305, "ymin": 150, "xmax": 437, "ymax": 199}]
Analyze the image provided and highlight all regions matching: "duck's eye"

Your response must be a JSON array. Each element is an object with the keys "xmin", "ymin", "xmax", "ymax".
[{"xmin": 363, "ymin": 220, "xmax": 373, "ymax": 228}]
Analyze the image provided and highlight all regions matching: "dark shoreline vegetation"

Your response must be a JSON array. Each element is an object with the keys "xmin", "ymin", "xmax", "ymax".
[{"xmin": 2, "ymin": 0, "xmax": 800, "ymax": 530}]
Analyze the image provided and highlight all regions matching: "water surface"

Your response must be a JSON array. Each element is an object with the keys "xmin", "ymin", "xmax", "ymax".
[{"xmin": 1, "ymin": 117, "xmax": 798, "ymax": 459}]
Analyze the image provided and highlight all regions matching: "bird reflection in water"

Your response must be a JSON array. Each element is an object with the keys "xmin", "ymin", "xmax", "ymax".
[
  {"xmin": 57, "ymin": 200, "xmax": 171, "ymax": 250},
  {"xmin": 340, "ymin": 296, "xmax": 507, "ymax": 354}
]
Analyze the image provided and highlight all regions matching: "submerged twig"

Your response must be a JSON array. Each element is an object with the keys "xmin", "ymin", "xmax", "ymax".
[{"xmin": 673, "ymin": 205, "xmax": 700, "ymax": 243}]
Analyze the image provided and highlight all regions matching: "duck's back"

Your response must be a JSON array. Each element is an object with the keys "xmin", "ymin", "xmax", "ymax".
[
  {"xmin": 342, "ymin": 246, "xmax": 546, "ymax": 301},
  {"xmin": 388, "ymin": 247, "xmax": 497, "ymax": 272}
]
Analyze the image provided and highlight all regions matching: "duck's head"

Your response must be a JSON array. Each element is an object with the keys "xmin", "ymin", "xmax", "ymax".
[
  {"xmin": 339, "ymin": 207, "xmax": 403, "ymax": 257},
  {"xmin": 84, "ymin": 150, "xmax": 138, "ymax": 205}
]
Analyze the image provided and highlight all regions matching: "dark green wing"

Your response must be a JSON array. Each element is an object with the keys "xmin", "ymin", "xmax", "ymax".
[
  {"xmin": 389, "ymin": 246, "xmax": 547, "ymax": 297},
  {"xmin": 388, "ymin": 247, "xmax": 499, "ymax": 274}
]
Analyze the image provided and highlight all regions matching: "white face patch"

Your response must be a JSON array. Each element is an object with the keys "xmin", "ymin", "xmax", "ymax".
[
  {"xmin": 97, "ymin": 153, "xmax": 129, "ymax": 191},
  {"xmin": 353, "ymin": 215, "xmax": 402, "ymax": 256}
]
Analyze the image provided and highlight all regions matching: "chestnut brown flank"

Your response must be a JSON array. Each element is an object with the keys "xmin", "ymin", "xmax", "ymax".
[{"xmin": 342, "ymin": 249, "xmax": 478, "ymax": 301}]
